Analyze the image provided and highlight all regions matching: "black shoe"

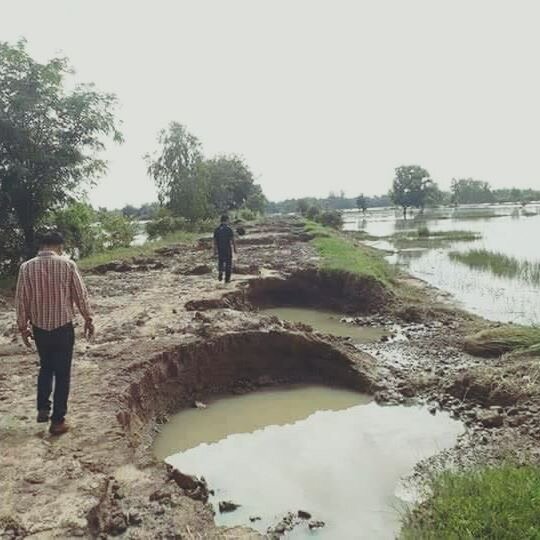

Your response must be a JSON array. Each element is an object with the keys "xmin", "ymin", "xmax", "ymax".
[{"xmin": 37, "ymin": 410, "xmax": 50, "ymax": 423}]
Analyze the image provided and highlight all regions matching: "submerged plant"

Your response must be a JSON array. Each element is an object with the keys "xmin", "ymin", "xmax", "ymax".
[{"xmin": 449, "ymin": 249, "xmax": 540, "ymax": 286}]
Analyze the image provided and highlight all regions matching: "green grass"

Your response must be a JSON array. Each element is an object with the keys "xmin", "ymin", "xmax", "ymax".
[
  {"xmin": 450, "ymin": 249, "xmax": 540, "ymax": 285},
  {"xmin": 307, "ymin": 222, "xmax": 396, "ymax": 286},
  {"xmin": 78, "ymin": 230, "xmax": 200, "ymax": 270},
  {"xmin": 464, "ymin": 325, "xmax": 540, "ymax": 357},
  {"xmin": 401, "ymin": 465, "xmax": 540, "ymax": 540}
]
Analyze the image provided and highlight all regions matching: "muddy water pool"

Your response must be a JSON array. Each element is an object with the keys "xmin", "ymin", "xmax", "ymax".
[
  {"xmin": 154, "ymin": 386, "xmax": 463, "ymax": 539},
  {"xmin": 260, "ymin": 307, "xmax": 387, "ymax": 343},
  {"xmin": 343, "ymin": 205, "xmax": 540, "ymax": 325}
]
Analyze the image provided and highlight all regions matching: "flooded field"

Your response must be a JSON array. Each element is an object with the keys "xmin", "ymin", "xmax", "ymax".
[
  {"xmin": 155, "ymin": 385, "xmax": 463, "ymax": 539},
  {"xmin": 260, "ymin": 307, "xmax": 387, "ymax": 343},
  {"xmin": 343, "ymin": 204, "xmax": 540, "ymax": 325}
]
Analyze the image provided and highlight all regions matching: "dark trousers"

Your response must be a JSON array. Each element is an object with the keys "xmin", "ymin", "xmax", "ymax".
[
  {"xmin": 33, "ymin": 323, "xmax": 75, "ymax": 423},
  {"xmin": 218, "ymin": 250, "xmax": 232, "ymax": 282}
]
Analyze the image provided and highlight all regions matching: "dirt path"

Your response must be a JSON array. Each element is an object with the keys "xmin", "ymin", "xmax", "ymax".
[{"xmin": 1, "ymin": 219, "xmax": 539, "ymax": 538}]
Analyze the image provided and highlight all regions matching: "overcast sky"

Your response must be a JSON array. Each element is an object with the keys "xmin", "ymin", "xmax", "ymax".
[{"xmin": 2, "ymin": 1, "xmax": 539, "ymax": 208}]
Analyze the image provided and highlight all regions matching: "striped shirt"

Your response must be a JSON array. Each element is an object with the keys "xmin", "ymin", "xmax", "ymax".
[{"xmin": 15, "ymin": 251, "xmax": 92, "ymax": 332}]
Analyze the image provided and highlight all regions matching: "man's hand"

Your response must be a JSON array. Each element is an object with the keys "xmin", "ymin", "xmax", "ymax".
[
  {"xmin": 20, "ymin": 327, "xmax": 33, "ymax": 348},
  {"xmin": 84, "ymin": 318, "xmax": 95, "ymax": 340}
]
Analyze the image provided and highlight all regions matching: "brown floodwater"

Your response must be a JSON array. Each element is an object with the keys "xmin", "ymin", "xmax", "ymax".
[
  {"xmin": 154, "ymin": 385, "xmax": 463, "ymax": 539},
  {"xmin": 260, "ymin": 307, "xmax": 387, "ymax": 343}
]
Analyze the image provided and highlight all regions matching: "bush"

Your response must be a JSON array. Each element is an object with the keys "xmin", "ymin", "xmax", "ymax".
[
  {"xmin": 146, "ymin": 216, "xmax": 214, "ymax": 239},
  {"xmin": 53, "ymin": 202, "xmax": 104, "ymax": 258},
  {"xmin": 146, "ymin": 216, "xmax": 188, "ymax": 239},
  {"xmin": 317, "ymin": 210, "xmax": 343, "ymax": 230},
  {"xmin": 306, "ymin": 205, "xmax": 321, "ymax": 220},
  {"xmin": 101, "ymin": 214, "xmax": 138, "ymax": 249},
  {"xmin": 417, "ymin": 225, "xmax": 430, "ymax": 238}
]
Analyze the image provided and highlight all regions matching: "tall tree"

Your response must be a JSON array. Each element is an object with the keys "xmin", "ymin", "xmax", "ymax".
[
  {"xmin": 390, "ymin": 165, "xmax": 434, "ymax": 218},
  {"xmin": 146, "ymin": 122, "xmax": 209, "ymax": 222},
  {"xmin": 202, "ymin": 155, "xmax": 257, "ymax": 213},
  {"xmin": 0, "ymin": 39, "xmax": 122, "ymax": 257}
]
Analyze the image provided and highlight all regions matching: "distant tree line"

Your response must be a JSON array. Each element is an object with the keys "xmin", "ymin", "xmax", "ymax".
[
  {"xmin": 269, "ymin": 168, "xmax": 540, "ymax": 220},
  {"xmin": 267, "ymin": 192, "xmax": 391, "ymax": 214}
]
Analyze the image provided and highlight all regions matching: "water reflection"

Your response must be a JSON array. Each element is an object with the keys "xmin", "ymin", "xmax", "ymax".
[{"xmin": 156, "ymin": 386, "xmax": 463, "ymax": 540}]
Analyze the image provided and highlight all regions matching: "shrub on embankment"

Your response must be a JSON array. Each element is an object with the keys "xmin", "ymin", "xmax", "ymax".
[
  {"xmin": 401, "ymin": 465, "xmax": 540, "ymax": 539},
  {"xmin": 464, "ymin": 326, "xmax": 540, "ymax": 357}
]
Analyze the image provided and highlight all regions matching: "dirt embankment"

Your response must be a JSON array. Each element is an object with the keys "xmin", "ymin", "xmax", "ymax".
[{"xmin": 0, "ymin": 218, "xmax": 539, "ymax": 539}]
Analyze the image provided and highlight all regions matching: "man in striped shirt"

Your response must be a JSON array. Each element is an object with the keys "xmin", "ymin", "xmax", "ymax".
[{"xmin": 15, "ymin": 231, "xmax": 95, "ymax": 435}]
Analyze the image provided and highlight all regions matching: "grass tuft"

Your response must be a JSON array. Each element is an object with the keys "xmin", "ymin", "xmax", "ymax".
[
  {"xmin": 450, "ymin": 249, "xmax": 540, "ymax": 285},
  {"xmin": 401, "ymin": 465, "xmax": 540, "ymax": 540},
  {"xmin": 464, "ymin": 325, "xmax": 540, "ymax": 357}
]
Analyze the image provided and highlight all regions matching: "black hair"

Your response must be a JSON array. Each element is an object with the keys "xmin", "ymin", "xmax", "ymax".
[
  {"xmin": 220, "ymin": 214, "xmax": 229, "ymax": 223},
  {"xmin": 38, "ymin": 230, "xmax": 65, "ymax": 246}
]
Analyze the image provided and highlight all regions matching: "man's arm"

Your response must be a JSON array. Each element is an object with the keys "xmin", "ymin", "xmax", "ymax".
[
  {"xmin": 71, "ymin": 264, "xmax": 95, "ymax": 338},
  {"xmin": 15, "ymin": 265, "xmax": 32, "ymax": 347},
  {"xmin": 230, "ymin": 228, "xmax": 237, "ymax": 254}
]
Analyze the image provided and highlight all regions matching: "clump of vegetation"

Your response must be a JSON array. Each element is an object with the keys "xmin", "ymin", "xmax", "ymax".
[
  {"xmin": 145, "ymin": 123, "xmax": 265, "ymax": 223},
  {"xmin": 463, "ymin": 325, "xmax": 540, "ymax": 357},
  {"xmin": 450, "ymin": 249, "xmax": 540, "ymax": 285},
  {"xmin": 317, "ymin": 210, "xmax": 344, "ymax": 230},
  {"xmin": 401, "ymin": 465, "xmax": 540, "ymax": 540}
]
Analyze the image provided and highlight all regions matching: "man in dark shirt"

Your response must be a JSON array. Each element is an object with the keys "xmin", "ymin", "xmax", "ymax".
[{"xmin": 213, "ymin": 215, "xmax": 236, "ymax": 283}]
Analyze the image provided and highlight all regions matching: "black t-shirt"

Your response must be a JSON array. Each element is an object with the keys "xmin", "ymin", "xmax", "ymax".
[{"xmin": 213, "ymin": 224, "xmax": 234, "ymax": 253}]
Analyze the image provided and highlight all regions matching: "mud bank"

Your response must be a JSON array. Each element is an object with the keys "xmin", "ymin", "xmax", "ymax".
[
  {"xmin": 0, "ymin": 217, "xmax": 539, "ymax": 539},
  {"xmin": 116, "ymin": 329, "xmax": 377, "ymax": 459}
]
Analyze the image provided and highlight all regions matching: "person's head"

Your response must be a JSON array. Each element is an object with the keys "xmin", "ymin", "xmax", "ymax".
[
  {"xmin": 220, "ymin": 214, "xmax": 229, "ymax": 224},
  {"xmin": 38, "ymin": 231, "xmax": 64, "ymax": 254}
]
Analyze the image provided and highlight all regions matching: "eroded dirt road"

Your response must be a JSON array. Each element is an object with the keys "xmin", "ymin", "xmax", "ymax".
[{"xmin": 1, "ymin": 219, "xmax": 539, "ymax": 539}]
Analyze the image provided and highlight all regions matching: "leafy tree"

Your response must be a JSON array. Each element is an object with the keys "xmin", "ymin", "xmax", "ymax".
[
  {"xmin": 451, "ymin": 178, "xmax": 494, "ymax": 205},
  {"xmin": 146, "ymin": 122, "xmax": 209, "ymax": 222},
  {"xmin": 0, "ymin": 39, "xmax": 122, "ymax": 258},
  {"xmin": 356, "ymin": 194, "xmax": 367, "ymax": 213},
  {"xmin": 202, "ymin": 155, "xmax": 258, "ymax": 213},
  {"xmin": 390, "ymin": 165, "xmax": 434, "ymax": 218},
  {"xmin": 52, "ymin": 201, "xmax": 103, "ymax": 258},
  {"xmin": 245, "ymin": 183, "xmax": 267, "ymax": 214}
]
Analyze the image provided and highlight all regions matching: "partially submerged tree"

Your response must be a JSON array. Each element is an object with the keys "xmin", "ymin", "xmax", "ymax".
[
  {"xmin": 0, "ymin": 39, "xmax": 122, "ymax": 258},
  {"xmin": 390, "ymin": 165, "xmax": 434, "ymax": 218},
  {"xmin": 451, "ymin": 178, "xmax": 495, "ymax": 206},
  {"xmin": 356, "ymin": 194, "xmax": 367, "ymax": 213}
]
